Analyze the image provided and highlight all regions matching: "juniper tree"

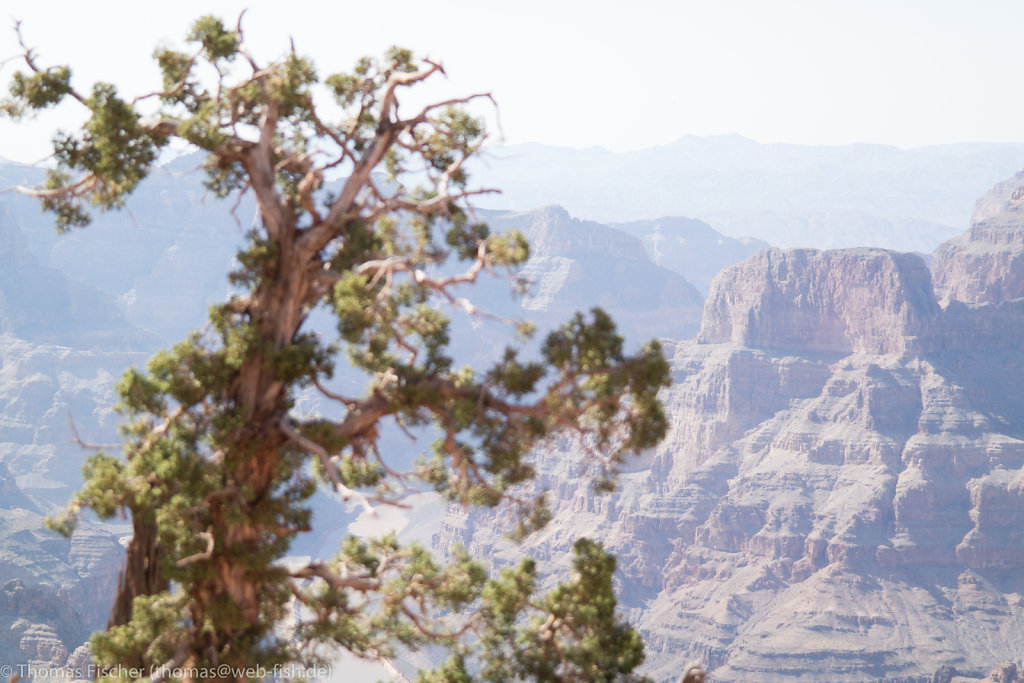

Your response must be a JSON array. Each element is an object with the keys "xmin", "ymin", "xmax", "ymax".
[{"xmin": 3, "ymin": 15, "xmax": 670, "ymax": 682}]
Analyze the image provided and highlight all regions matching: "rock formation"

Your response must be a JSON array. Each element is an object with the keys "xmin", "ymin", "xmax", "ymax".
[
  {"xmin": 12, "ymin": 147, "xmax": 1024, "ymax": 681},
  {"xmin": 484, "ymin": 206, "xmax": 706, "ymax": 343},
  {"xmin": 697, "ymin": 247, "xmax": 939, "ymax": 354},
  {"xmin": 932, "ymin": 171, "xmax": 1024, "ymax": 306},
  {"xmin": 440, "ymin": 172, "xmax": 1024, "ymax": 682},
  {"xmin": 612, "ymin": 216, "xmax": 769, "ymax": 295}
]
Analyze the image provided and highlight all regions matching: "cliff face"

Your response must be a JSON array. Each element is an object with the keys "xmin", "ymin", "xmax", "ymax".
[
  {"xmin": 697, "ymin": 248, "xmax": 939, "ymax": 355},
  {"xmin": 0, "ymin": 461, "xmax": 124, "ymax": 674},
  {"xmin": 440, "ymin": 173, "xmax": 1024, "ymax": 682},
  {"xmin": 485, "ymin": 206, "xmax": 706, "ymax": 343},
  {"xmin": 933, "ymin": 171, "xmax": 1024, "ymax": 306}
]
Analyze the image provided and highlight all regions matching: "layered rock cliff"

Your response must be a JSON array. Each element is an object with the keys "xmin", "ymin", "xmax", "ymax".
[
  {"xmin": 933, "ymin": 171, "xmax": 1024, "ymax": 306},
  {"xmin": 440, "ymin": 173, "xmax": 1024, "ymax": 682},
  {"xmin": 697, "ymin": 248, "xmax": 939, "ymax": 355}
]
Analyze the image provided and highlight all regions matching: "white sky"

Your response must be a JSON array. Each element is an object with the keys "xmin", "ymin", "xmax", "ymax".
[{"xmin": 1, "ymin": 0, "xmax": 1023, "ymax": 162}]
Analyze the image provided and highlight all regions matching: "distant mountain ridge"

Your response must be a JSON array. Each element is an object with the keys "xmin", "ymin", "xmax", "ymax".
[
  {"xmin": 482, "ymin": 206, "xmax": 707, "ymax": 342},
  {"xmin": 469, "ymin": 135, "xmax": 1024, "ymax": 253}
]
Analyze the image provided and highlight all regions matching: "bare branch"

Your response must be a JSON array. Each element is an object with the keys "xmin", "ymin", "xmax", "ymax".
[
  {"xmin": 149, "ymin": 640, "xmax": 192, "ymax": 683},
  {"xmin": 13, "ymin": 174, "xmax": 96, "ymax": 199},
  {"xmin": 130, "ymin": 51, "xmax": 201, "ymax": 106},
  {"xmin": 279, "ymin": 416, "xmax": 375, "ymax": 514},
  {"xmin": 120, "ymin": 405, "xmax": 187, "ymax": 462},
  {"xmin": 227, "ymin": 184, "xmax": 252, "ymax": 230},
  {"xmin": 176, "ymin": 530, "xmax": 215, "ymax": 567},
  {"xmin": 303, "ymin": 94, "xmax": 350, "ymax": 155},
  {"xmin": 139, "ymin": 116, "xmax": 182, "ymax": 139},
  {"xmin": 396, "ymin": 91, "xmax": 496, "ymax": 130},
  {"xmin": 276, "ymin": 151, "xmax": 323, "ymax": 223},
  {"xmin": 399, "ymin": 601, "xmax": 475, "ymax": 641},
  {"xmin": 299, "ymin": 63, "xmax": 471, "ymax": 257},
  {"xmin": 289, "ymin": 561, "xmax": 379, "ymax": 592},
  {"xmin": 368, "ymin": 439, "xmax": 417, "ymax": 491},
  {"xmin": 360, "ymin": 186, "xmax": 501, "ymax": 224},
  {"xmin": 312, "ymin": 377, "xmax": 357, "ymax": 406},
  {"xmin": 236, "ymin": 20, "xmax": 262, "ymax": 75},
  {"xmin": 378, "ymin": 60, "xmax": 444, "ymax": 121},
  {"xmin": 67, "ymin": 409, "xmax": 120, "ymax": 450}
]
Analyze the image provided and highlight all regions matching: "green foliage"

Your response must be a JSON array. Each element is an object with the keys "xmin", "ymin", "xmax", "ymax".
[
  {"xmin": 1, "ymin": 65, "xmax": 71, "ymax": 117},
  {"xmin": 472, "ymin": 539, "xmax": 648, "ymax": 682},
  {"xmin": 93, "ymin": 593, "xmax": 190, "ymax": 674},
  {"xmin": 186, "ymin": 15, "xmax": 239, "ymax": 62},
  {"xmin": 9, "ymin": 14, "xmax": 672, "ymax": 682}
]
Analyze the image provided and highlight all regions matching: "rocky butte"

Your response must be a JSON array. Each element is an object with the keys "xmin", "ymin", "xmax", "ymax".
[{"xmin": 439, "ymin": 173, "xmax": 1024, "ymax": 682}]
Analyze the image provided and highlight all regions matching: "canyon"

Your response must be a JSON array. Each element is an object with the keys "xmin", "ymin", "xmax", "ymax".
[
  {"xmin": 2, "ymin": 145, "xmax": 1024, "ymax": 681},
  {"xmin": 439, "ymin": 172, "xmax": 1024, "ymax": 681}
]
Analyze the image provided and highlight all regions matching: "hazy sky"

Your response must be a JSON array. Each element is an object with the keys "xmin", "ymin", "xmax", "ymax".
[{"xmin": 1, "ymin": 0, "xmax": 1022, "ymax": 162}]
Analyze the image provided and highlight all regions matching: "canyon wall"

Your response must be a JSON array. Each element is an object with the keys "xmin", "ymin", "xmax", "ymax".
[{"xmin": 441, "ymin": 172, "xmax": 1024, "ymax": 682}]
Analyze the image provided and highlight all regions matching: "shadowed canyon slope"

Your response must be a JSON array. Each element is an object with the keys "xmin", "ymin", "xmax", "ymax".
[
  {"xmin": 440, "ymin": 174, "xmax": 1024, "ymax": 682},
  {"xmin": 0, "ymin": 209, "xmax": 150, "ymax": 671}
]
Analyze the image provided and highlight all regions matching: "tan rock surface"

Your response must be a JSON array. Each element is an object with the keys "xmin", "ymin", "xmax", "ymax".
[{"xmin": 698, "ymin": 248, "xmax": 938, "ymax": 355}]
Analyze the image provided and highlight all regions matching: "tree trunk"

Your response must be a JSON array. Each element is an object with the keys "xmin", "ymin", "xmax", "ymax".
[{"xmin": 109, "ymin": 516, "xmax": 167, "ymax": 628}]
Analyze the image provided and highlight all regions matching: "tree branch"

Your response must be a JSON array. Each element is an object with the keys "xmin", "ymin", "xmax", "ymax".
[
  {"xmin": 12, "ymin": 20, "xmax": 87, "ymax": 106},
  {"xmin": 289, "ymin": 561, "xmax": 379, "ymax": 592},
  {"xmin": 279, "ymin": 417, "xmax": 373, "ymax": 511},
  {"xmin": 176, "ymin": 530, "xmax": 215, "ymax": 567}
]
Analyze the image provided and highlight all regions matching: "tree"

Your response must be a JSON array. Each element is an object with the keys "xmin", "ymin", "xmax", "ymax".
[{"xmin": 3, "ymin": 15, "xmax": 671, "ymax": 682}]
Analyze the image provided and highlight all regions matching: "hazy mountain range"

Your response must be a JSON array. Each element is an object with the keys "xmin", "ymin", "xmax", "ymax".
[{"xmin": 470, "ymin": 135, "xmax": 1024, "ymax": 253}]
